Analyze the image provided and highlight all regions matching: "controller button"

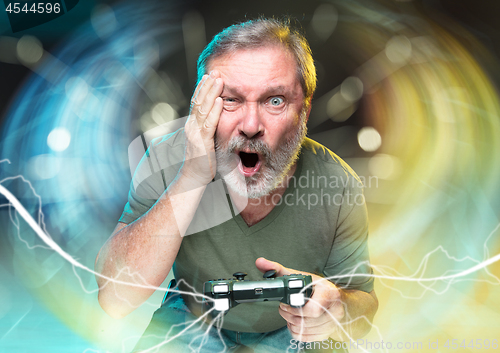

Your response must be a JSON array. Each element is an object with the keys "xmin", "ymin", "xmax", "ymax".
[
  {"xmin": 233, "ymin": 272, "xmax": 247, "ymax": 280},
  {"xmin": 213, "ymin": 284, "xmax": 229, "ymax": 293},
  {"xmin": 290, "ymin": 293, "xmax": 305, "ymax": 306},
  {"xmin": 289, "ymin": 280, "xmax": 303, "ymax": 289},
  {"xmin": 213, "ymin": 298, "xmax": 230, "ymax": 311},
  {"xmin": 263, "ymin": 270, "xmax": 277, "ymax": 279}
]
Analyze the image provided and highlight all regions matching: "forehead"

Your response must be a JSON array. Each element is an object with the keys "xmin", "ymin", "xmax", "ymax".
[{"xmin": 208, "ymin": 46, "xmax": 303, "ymax": 98}]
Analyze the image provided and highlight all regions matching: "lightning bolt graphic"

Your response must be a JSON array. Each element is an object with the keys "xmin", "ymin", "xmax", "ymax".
[{"xmin": 2, "ymin": 172, "xmax": 500, "ymax": 352}]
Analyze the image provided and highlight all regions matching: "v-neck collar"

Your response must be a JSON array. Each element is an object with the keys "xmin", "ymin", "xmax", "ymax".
[{"xmin": 227, "ymin": 155, "xmax": 303, "ymax": 236}]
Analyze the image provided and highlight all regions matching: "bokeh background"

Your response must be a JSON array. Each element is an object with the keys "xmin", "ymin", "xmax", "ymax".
[{"xmin": 1, "ymin": 0, "xmax": 499, "ymax": 352}]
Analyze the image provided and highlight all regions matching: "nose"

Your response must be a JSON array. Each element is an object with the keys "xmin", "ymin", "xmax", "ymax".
[{"xmin": 239, "ymin": 103, "xmax": 263, "ymax": 139}]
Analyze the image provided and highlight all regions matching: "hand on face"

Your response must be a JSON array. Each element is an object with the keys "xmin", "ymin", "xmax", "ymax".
[
  {"xmin": 255, "ymin": 257, "xmax": 345, "ymax": 342},
  {"xmin": 183, "ymin": 71, "xmax": 224, "ymax": 185}
]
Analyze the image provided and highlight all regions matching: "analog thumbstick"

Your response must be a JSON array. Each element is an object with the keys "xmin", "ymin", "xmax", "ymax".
[
  {"xmin": 233, "ymin": 272, "xmax": 247, "ymax": 281},
  {"xmin": 263, "ymin": 270, "xmax": 277, "ymax": 279}
]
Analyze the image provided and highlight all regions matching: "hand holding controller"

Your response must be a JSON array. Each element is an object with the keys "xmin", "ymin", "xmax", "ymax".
[{"xmin": 203, "ymin": 270, "xmax": 313, "ymax": 315}]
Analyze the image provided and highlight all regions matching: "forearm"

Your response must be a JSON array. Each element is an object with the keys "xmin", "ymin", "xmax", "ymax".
[
  {"xmin": 330, "ymin": 289, "xmax": 378, "ymax": 342},
  {"xmin": 95, "ymin": 171, "xmax": 206, "ymax": 318}
]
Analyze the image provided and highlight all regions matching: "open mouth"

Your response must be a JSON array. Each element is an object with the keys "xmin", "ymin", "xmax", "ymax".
[{"xmin": 238, "ymin": 151, "xmax": 261, "ymax": 177}]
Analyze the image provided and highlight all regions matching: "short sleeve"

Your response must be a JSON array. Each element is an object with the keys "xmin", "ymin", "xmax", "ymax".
[
  {"xmin": 323, "ymin": 183, "xmax": 374, "ymax": 293},
  {"xmin": 118, "ymin": 129, "xmax": 186, "ymax": 225}
]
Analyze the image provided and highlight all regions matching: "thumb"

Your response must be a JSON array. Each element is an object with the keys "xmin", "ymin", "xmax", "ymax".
[{"xmin": 255, "ymin": 257, "xmax": 294, "ymax": 277}]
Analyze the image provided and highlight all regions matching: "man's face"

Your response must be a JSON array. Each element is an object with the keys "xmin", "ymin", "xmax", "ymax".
[{"xmin": 209, "ymin": 46, "xmax": 308, "ymax": 199}]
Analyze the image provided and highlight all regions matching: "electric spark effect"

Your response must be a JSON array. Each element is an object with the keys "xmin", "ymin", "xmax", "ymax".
[
  {"xmin": 0, "ymin": 174, "xmax": 228, "ymax": 353},
  {"xmin": 1, "ymin": 174, "xmax": 499, "ymax": 352},
  {"xmin": 1, "ymin": 0, "xmax": 500, "ymax": 352}
]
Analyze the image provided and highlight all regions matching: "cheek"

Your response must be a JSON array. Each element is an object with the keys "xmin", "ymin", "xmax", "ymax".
[
  {"xmin": 270, "ymin": 118, "xmax": 300, "ymax": 142},
  {"xmin": 277, "ymin": 108, "xmax": 302, "ymax": 130},
  {"xmin": 215, "ymin": 114, "xmax": 235, "ymax": 138}
]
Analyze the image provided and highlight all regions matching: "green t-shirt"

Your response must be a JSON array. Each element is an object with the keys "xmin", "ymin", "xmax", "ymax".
[{"xmin": 119, "ymin": 129, "xmax": 373, "ymax": 333}]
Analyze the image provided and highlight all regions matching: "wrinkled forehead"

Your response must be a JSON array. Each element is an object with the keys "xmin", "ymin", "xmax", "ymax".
[
  {"xmin": 212, "ymin": 50, "xmax": 303, "ymax": 103},
  {"xmin": 206, "ymin": 45, "xmax": 304, "ymax": 98}
]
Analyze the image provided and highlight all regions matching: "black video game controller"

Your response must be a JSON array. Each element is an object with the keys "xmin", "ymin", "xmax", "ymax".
[{"xmin": 203, "ymin": 270, "xmax": 313, "ymax": 315}]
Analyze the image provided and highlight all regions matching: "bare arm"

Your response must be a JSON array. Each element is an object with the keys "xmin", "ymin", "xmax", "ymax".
[
  {"xmin": 95, "ymin": 71, "xmax": 224, "ymax": 318},
  {"xmin": 332, "ymin": 289, "xmax": 378, "ymax": 341},
  {"xmin": 95, "ymin": 175, "xmax": 207, "ymax": 318}
]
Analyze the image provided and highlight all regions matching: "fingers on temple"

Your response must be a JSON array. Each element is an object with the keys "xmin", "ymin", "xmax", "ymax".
[
  {"xmin": 191, "ymin": 74, "xmax": 209, "ymax": 107},
  {"xmin": 197, "ymin": 95, "xmax": 222, "ymax": 134},
  {"xmin": 191, "ymin": 71, "xmax": 222, "ymax": 113},
  {"xmin": 204, "ymin": 97, "xmax": 223, "ymax": 131},
  {"xmin": 201, "ymin": 77, "xmax": 223, "ymax": 115}
]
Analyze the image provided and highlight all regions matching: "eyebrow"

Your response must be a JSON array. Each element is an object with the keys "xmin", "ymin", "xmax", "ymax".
[{"xmin": 222, "ymin": 85, "xmax": 291, "ymax": 97}]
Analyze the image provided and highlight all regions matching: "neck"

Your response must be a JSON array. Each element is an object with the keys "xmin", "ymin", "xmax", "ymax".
[{"xmin": 227, "ymin": 163, "xmax": 297, "ymax": 226}]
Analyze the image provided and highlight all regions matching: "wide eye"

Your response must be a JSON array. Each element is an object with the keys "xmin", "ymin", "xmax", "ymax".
[{"xmin": 269, "ymin": 97, "xmax": 284, "ymax": 106}]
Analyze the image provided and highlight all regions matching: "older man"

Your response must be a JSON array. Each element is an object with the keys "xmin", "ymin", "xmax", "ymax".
[{"xmin": 96, "ymin": 18, "xmax": 377, "ymax": 352}]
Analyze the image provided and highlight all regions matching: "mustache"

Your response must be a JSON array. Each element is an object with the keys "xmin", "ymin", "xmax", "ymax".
[{"xmin": 216, "ymin": 136, "xmax": 271, "ymax": 161}]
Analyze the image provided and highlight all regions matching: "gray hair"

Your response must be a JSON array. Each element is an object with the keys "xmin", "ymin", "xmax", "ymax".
[{"xmin": 196, "ymin": 18, "xmax": 317, "ymax": 106}]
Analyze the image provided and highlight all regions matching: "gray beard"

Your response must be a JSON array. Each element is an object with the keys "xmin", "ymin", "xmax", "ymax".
[{"xmin": 215, "ymin": 113, "xmax": 307, "ymax": 199}]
